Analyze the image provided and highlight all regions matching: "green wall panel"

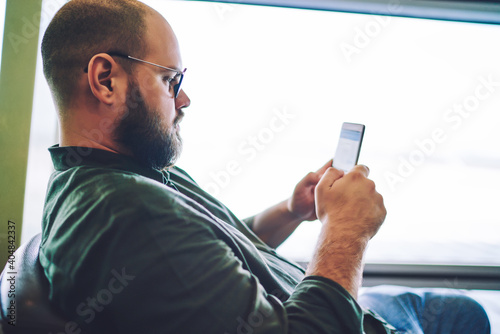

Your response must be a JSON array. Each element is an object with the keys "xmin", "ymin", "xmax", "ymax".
[{"xmin": 0, "ymin": 0, "xmax": 42, "ymax": 267}]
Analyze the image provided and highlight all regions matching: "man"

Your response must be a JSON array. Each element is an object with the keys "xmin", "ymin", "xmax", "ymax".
[{"xmin": 39, "ymin": 0, "xmax": 490, "ymax": 333}]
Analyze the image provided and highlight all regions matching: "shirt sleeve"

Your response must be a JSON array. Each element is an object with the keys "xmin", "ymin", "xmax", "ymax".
[{"xmin": 243, "ymin": 215, "xmax": 256, "ymax": 231}]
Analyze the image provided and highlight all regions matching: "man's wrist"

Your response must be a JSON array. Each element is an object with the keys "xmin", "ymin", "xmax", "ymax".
[
  {"xmin": 319, "ymin": 216, "xmax": 372, "ymax": 245},
  {"xmin": 311, "ymin": 227, "xmax": 369, "ymax": 262},
  {"xmin": 284, "ymin": 199, "xmax": 305, "ymax": 223},
  {"xmin": 306, "ymin": 221, "xmax": 370, "ymax": 298}
]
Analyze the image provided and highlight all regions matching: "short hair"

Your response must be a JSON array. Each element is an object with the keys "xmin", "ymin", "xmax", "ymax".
[{"xmin": 41, "ymin": 0, "xmax": 150, "ymax": 112}]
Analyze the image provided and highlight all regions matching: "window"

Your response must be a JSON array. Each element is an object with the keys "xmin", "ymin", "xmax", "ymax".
[
  {"xmin": 25, "ymin": 0, "xmax": 500, "ymax": 266},
  {"xmin": 147, "ymin": 1, "xmax": 500, "ymax": 266}
]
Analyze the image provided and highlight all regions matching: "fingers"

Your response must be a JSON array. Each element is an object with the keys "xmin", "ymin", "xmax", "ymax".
[
  {"xmin": 317, "ymin": 167, "xmax": 344, "ymax": 189},
  {"xmin": 316, "ymin": 159, "xmax": 334, "ymax": 175},
  {"xmin": 302, "ymin": 160, "xmax": 338, "ymax": 187},
  {"xmin": 306, "ymin": 162, "xmax": 369, "ymax": 190},
  {"xmin": 350, "ymin": 164, "xmax": 370, "ymax": 178}
]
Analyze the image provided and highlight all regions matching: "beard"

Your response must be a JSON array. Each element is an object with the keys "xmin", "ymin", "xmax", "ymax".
[{"xmin": 114, "ymin": 78, "xmax": 183, "ymax": 170}]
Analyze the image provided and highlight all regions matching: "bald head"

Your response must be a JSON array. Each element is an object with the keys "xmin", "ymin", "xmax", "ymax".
[{"xmin": 41, "ymin": 0, "xmax": 154, "ymax": 112}]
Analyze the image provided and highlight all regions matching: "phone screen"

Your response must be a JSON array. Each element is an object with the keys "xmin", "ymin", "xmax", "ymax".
[{"xmin": 332, "ymin": 122, "xmax": 365, "ymax": 172}]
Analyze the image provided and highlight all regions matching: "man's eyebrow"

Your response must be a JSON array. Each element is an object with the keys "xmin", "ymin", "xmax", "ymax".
[
  {"xmin": 166, "ymin": 66, "xmax": 183, "ymax": 73},
  {"xmin": 158, "ymin": 67, "xmax": 178, "ymax": 74},
  {"xmin": 155, "ymin": 64, "xmax": 182, "ymax": 75},
  {"xmin": 152, "ymin": 60, "xmax": 182, "ymax": 73}
]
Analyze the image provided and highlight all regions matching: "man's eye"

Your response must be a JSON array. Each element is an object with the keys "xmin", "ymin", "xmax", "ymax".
[{"xmin": 162, "ymin": 75, "xmax": 174, "ymax": 83}]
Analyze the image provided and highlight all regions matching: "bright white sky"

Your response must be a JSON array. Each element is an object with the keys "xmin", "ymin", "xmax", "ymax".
[{"xmin": 22, "ymin": 0, "xmax": 500, "ymax": 265}]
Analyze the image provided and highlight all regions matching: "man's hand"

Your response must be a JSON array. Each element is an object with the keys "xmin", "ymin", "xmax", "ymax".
[
  {"xmin": 250, "ymin": 160, "xmax": 337, "ymax": 248},
  {"xmin": 287, "ymin": 160, "xmax": 337, "ymax": 222},
  {"xmin": 307, "ymin": 165, "xmax": 386, "ymax": 299},
  {"xmin": 315, "ymin": 165, "xmax": 386, "ymax": 241}
]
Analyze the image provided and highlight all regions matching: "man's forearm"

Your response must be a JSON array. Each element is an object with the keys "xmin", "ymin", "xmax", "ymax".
[
  {"xmin": 306, "ymin": 221, "xmax": 369, "ymax": 299},
  {"xmin": 310, "ymin": 165, "xmax": 386, "ymax": 299},
  {"xmin": 251, "ymin": 199, "xmax": 303, "ymax": 249}
]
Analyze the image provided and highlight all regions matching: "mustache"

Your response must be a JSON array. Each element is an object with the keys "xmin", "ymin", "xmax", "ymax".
[{"xmin": 174, "ymin": 110, "xmax": 185, "ymax": 125}]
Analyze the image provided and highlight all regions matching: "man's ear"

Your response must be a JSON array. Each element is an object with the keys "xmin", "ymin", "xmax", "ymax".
[{"xmin": 86, "ymin": 53, "xmax": 125, "ymax": 105}]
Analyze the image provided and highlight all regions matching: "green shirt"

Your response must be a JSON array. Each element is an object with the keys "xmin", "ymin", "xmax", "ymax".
[{"xmin": 40, "ymin": 146, "xmax": 390, "ymax": 333}]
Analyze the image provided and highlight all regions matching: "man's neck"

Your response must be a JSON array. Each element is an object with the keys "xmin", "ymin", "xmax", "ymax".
[{"xmin": 59, "ymin": 125, "xmax": 125, "ymax": 156}]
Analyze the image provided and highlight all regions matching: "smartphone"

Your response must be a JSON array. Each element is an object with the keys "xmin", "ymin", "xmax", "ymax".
[{"xmin": 332, "ymin": 122, "xmax": 365, "ymax": 172}]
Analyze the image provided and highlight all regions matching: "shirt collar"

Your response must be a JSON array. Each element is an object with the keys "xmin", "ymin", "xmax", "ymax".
[{"xmin": 48, "ymin": 145, "xmax": 166, "ymax": 184}]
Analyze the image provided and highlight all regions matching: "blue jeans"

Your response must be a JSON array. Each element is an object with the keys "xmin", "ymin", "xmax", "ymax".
[{"xmin": 359, "ymin": 285, "xmax": 491, "ymax": 334}]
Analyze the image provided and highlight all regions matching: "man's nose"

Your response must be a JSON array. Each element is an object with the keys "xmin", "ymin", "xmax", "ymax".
[{"xmin": 175, "ymin": 89, "xmax": 190, "ymax": 109}]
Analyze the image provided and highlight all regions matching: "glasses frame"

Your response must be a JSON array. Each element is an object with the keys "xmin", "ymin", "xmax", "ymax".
[{"xmin": 84, "ymin": 52, "xmax": 186, "ymax": 98}]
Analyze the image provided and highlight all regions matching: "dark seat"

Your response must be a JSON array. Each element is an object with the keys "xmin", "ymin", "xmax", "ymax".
[{"xmin": 0, "ymin": 233, "xmax": 70, "ymax": 334}]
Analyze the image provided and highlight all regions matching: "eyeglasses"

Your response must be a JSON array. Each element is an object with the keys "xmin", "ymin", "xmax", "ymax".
[{"xmin": 84, "ymin": 52, "xmax": 186, "ymax": 98}]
